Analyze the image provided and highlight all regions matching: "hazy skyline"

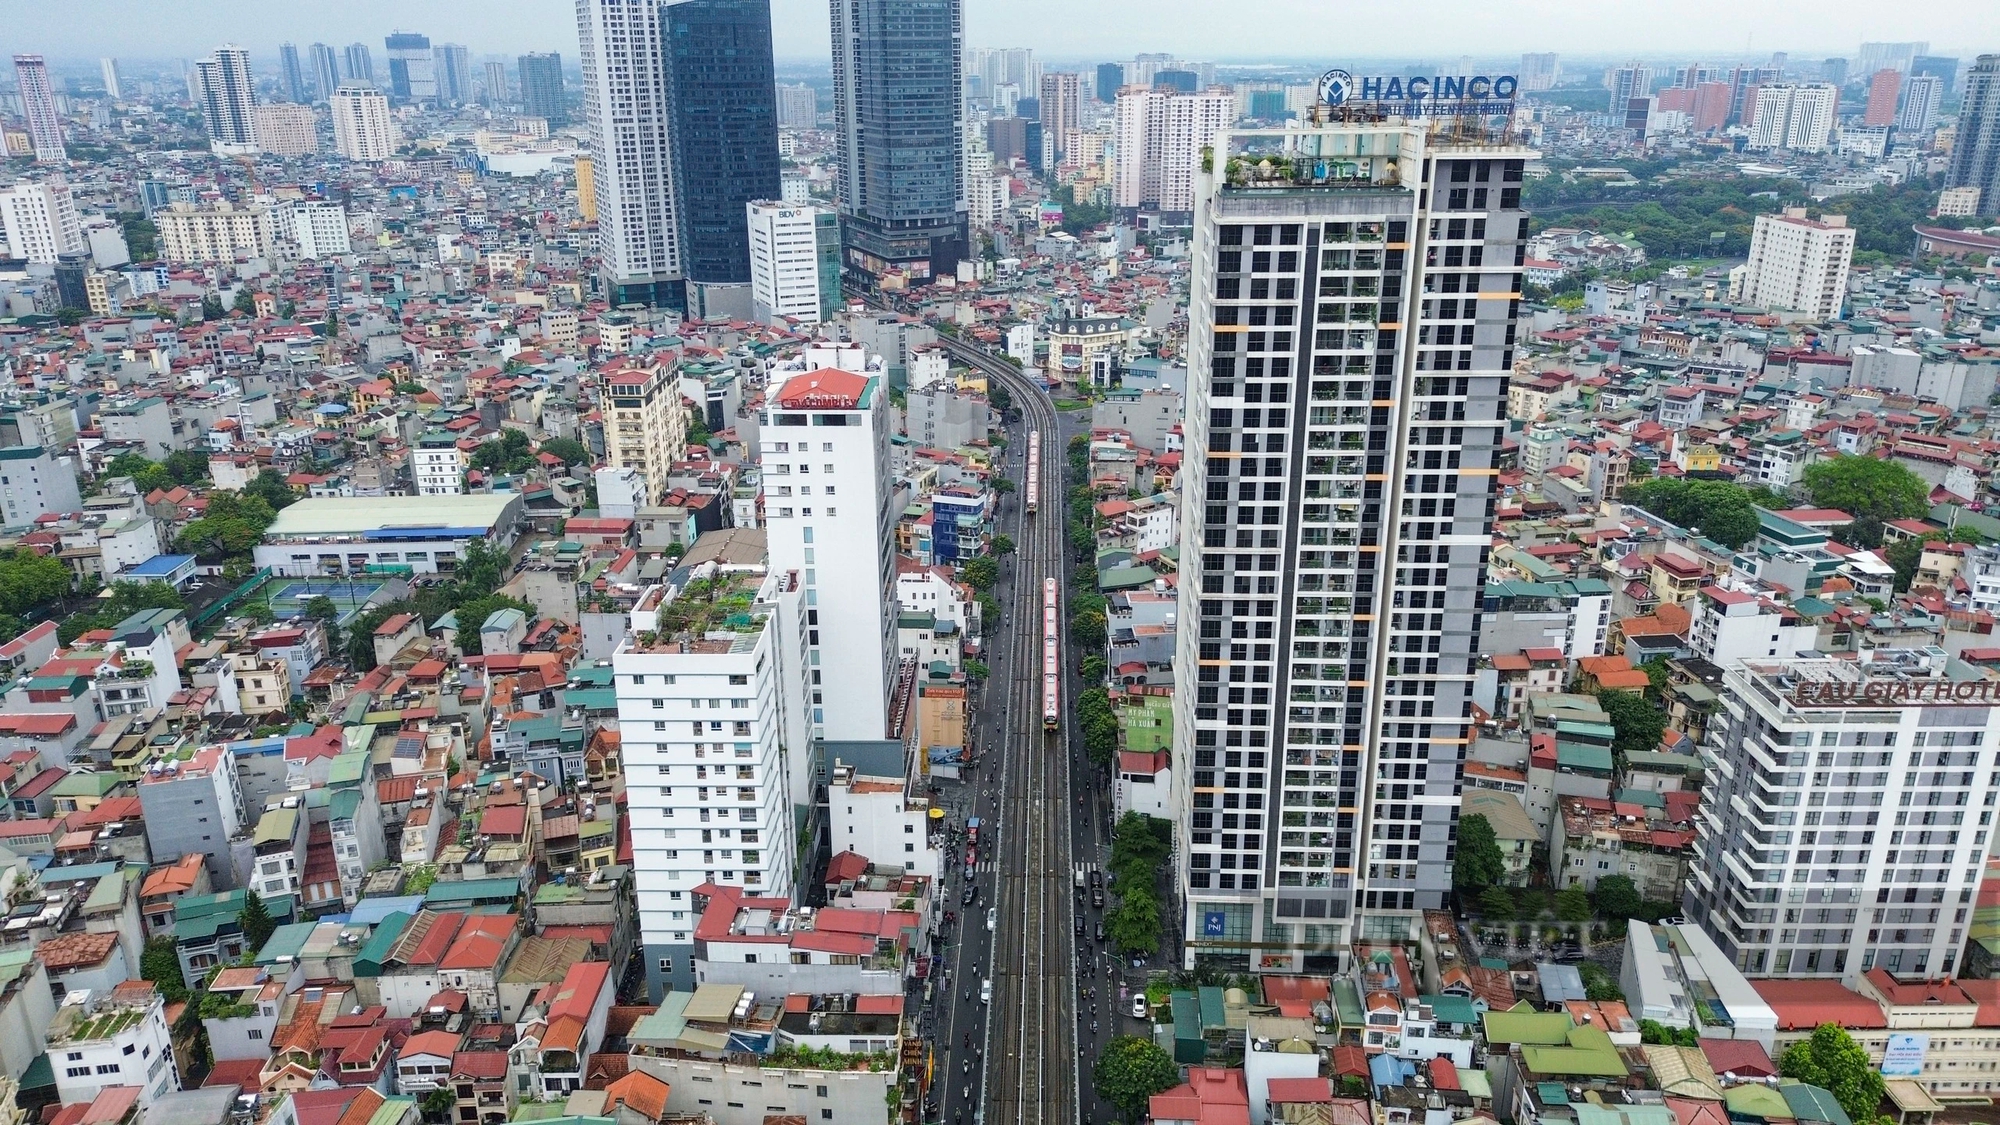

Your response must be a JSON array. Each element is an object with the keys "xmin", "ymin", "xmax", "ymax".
[{"xmin": 4, "ymin": 0, "xmax": 1993, "ymax": 66}]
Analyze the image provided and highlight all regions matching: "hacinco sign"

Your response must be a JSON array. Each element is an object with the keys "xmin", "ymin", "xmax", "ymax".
[
  {"xmin": 1789, "ymin": 678, "xmax": 2000, "ymax": 708},
  {"xmin": 1316, "ymin": 68, "xmax": 1520, "ymax": 116}
]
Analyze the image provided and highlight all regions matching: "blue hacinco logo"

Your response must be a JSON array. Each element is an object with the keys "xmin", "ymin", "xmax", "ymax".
[
  {"xmin": 1317, "ymin": 69, "xmax": 1355, "ymax": 107},
  {"xmin": 1316, "ymin": 67, "xmax": 1520, "ymax": 116}
]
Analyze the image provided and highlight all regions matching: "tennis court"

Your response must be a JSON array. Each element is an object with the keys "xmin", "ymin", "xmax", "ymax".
[{"xmin": 245, "ymin": 575, "xmax": 394, "ymax": 625}]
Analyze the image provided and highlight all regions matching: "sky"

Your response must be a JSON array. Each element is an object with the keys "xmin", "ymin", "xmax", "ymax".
[{"xmin": 6, "ymin": 0, "xmax": 1994, "ymax": 67}]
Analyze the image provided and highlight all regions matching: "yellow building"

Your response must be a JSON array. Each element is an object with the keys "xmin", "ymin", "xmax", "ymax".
[
  {"xmin": 575, "ymin": 156, "xmax": 596, "ymax": 223},
  {"xmin": 602, "ymin": 361, "xmax": 688, "ymax": 504}
]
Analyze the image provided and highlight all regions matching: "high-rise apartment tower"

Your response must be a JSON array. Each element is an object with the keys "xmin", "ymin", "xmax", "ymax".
[{"xmin": 1171, "ymin": 115, "xmax": 1531, "ymax": 968}]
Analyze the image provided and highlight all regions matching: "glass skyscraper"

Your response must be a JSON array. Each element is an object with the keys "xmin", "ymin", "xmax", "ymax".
[
  {"xmin": 664, "ymin": 0, "xmax": 780, "ymax": 302},
  {"xmin": 829, "ymin": 0, "xmax": 967, "ymax": 288},
  {"xmin": 518, "ymin": 52, "xmax": 567, "ymax": 126}
]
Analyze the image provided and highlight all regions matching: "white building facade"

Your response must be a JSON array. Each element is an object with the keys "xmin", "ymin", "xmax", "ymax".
[
  {"xmin": 1114, "ymin": 86, "xmax": 1236, "ymax": 219},
  {"xmin": 746, "ymin": 201, "xmax": 829, "ymax": 325},
  {"xmin": 1747, "ymin": 83, "xmax": 1839, "ymax": 153},
  {"xmin": 1741, "ymin": 209, "xmax": 1855, "ymax": 320},
  {"xmin": 330, "ymin": 86, "xmax": 396, "ymax": 161},
  {"xmin": 760, "ymin": 351, "xmax": 898, "ymax": 743},
  {"xmin": 195, "ymin": 45, "xmax": 260, "ymax": 155},
  {"xmin": 1686, "ymin": 652, "xmax": 2000, "ymax": 981},
  {"xmin": 613, "ymin": 563, "xmax": 812, "ymax": 998},
  {"xmin": 576, "ymin": 0, "xmax": 682, "ymax": 306},
  {"xmin": 0, "ymin": 180, "xmax": 84, "ymax": 265}
]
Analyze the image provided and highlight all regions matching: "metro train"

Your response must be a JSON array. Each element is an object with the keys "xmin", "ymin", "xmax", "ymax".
[
  {"xmin": 1025, "ymin": 432, "xmax": 1040, "ymax": 516},
  {"xmin": 1042, "ymin": 577, "xmax": 1059, "ymax": 732}
]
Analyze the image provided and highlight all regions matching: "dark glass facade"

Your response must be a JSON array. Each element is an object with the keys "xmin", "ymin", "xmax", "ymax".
[
  {"xmin": 830, "ymin": 0, "xmax": 966, "ymax": 287},
  {"xmin": 518, "ymin": 52, "xmax": 567, "ymax": 127},
  {"xmin": 1096, "ymin": 61, "xmax": 1124, "ymax": 103},
  {"xmin": 664, "ymin": 0, "xmax": 781, "ymax": 286}
]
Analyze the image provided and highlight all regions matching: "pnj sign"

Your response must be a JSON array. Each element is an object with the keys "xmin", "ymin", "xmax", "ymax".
[{"xmin": 1317, "ymin": 68, "xmax": 1519, "ymax": 116}]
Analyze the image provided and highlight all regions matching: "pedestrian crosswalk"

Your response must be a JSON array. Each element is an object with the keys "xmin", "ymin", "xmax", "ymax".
[{"xmin": 1073, "ymin": 861, "xmax": 1099, "ymax": 886}]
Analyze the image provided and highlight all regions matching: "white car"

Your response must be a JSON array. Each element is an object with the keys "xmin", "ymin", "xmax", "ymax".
[
  {"xmin": 980, "ymin": 979, "xmax": 993, "ymax": 1004},
  {"xmin": 1131, "ymin": 996, "xmax": 1149, "ymax": 1019},
  {"xmin": 986, "ymin": 907, "xmax": 997, "ymax": 932}
]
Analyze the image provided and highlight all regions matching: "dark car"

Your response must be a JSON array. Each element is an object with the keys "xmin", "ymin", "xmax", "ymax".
[
  {"xmin": 1074, "ymin": 918, "xmax": 1084, "ymax": 936},
  {"xmin": 1091, "ymin": 887, "xmax": 1104, "ymax": 908}
]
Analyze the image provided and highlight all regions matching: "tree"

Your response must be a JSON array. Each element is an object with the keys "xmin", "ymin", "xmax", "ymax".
[
  {"xmin": 1555, "ymin": 883, "xmax": 1593, "ymax": 922},
  {"xmin": 163, "ymin": 449, "xmax": 210, "ymax": 485},
  {"xmin": 1578, "ymin": 961, "xmax": 1624, "ymax": 1001},
  {"xmin": 1801, "ymin": 456, "xmax": 1930, "ymax": 548},
  {"xmin": 60, "ymin": 581, "xmax": 186, "ymax": 645},
  {"xmin": 962, "ymin": 659, "xmax": 989, "ymax": 680},
  {"xmin": 1081, "ymin": 654, "xmax": 1108, "ymax": 684},
  {"xmin": 1885, "ymin": 536, "xmax": 1924, "ymax": 592},
  {"xmin": 456, "ymin": 595, "xmax": 534, "ymax": 656},
  {"xmin": 1070, "ymin": 609, "xmax": 1107, "ymax": 649},
  {"xmin": 962, "ymin": 557, "xmax": 998, "ymax": 591},
  {"xmin": 140, "ymin": 935, "xmax": 188, "ymax": 1003},
  {"xmin": 1479, "ymin": 885, "xmax": 1515, "ymax": 919},
  {"xmin": 304, "ymin": 595, "xmax": 342, "ymax": 654},
  {"xmin": 993, "ymin": 476, "xmax": 1016, "ymax": 494},
  {"xmin": 1593, "ymin": 873, "xmax": 1642, "ymax": 920},
  {"xmin": 420, "ymin": 1088, "xmax": 457, "ymax": 1123},
  {"xmin": 1514, "ymin": 887, "xmax": 1549, "ymax": 920},
  {"xmin": 232, "ymin": 289, "xmax": 259, "ymax": 315},
  {"xmin": 1091, "ymin": 1035, "xmax": 1181, "ymax": 1123},
  {"xmin": 469, "ymin": 428, "xmax": 536, "ymax": 475},
  {"xmin": 245, "ymin": 469, "xmax": 299, "ymax": 510},
  {"xmin": 1452, "ymin": 813, "xmax": 1505, "ymax": 891},
  {"xmin": 991, "ymin": 534, "xmax": 1015, "ymax": 556},
  {"xmin": 1106, "ymin": 885, "xmax": 1161, "ymax": 955},
  {"xmin": 201, "ymin": 295, "xmax": 225, "ymax": 320},
  {"xmin": 1781, "ymin": 1024, "xmax": 1887, "ymax": 1124},
  {"xmin": 1595, "ymin": 687, "xmax": 1668, "ymax": 760},
  {"xmin": 538, "ymin": 437, "xmax": 592, "ymax": 468},
  {"xmin": 455, "ymin": 537, "xmax": 510, "ymax": 598},
  {"xmin": 0, "ymin": 549, "xmax": 74, "ymax": 617},
  {"xmin": 989, "ymin": 382, "xmax": 1013, "ymax": 414},
  {"xmin": 238, "ymin": 891, "xmax": 276, "ymax": 951},
  {"xmin": 1618, "ymin": 477, "xmax": 1763, "ymax": 548}
]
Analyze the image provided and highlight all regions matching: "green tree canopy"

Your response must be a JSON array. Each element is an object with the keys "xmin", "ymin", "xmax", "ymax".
[
  {"xmin": 1618, "ymin": 477, "xmax": 1763, "ymax": 548},
  {"xmin": 140, "ymin": 935, "xmax": 188, "ymax": 1003},
  {"xmin": 538, "ymin": 437, "xmax": 592, "ymax": 467},
  {"xmin": 962, "ymin": 556, "xmax": 998, "ymax": 591},
  {"xmin": 238, "ymin": 890, "xmax": 276, "ymax": 951},
  {"xmin": 1801, "ymin": 456, "xmax": 1930, "ymax": 548},
  {"xmin": 1452, "ymin": 813, "xmax": 1505, "ymax": 891},
  {"xmin": 1092, "ymin": 1035, "xmax": 1181, "ymax": 1123},
  {"xmin": 61, "ymin": 581, "xmax": 185, "ymax": 645},
  {"xmin": 1593, "ymin": 873, "xmax": 1642, "ymax": 920},
  {"xmin": 1555, "ymin": 883, "xmax": 1593, "ymax": 922},
  {"xmin": 470, "ymin": 429, "xmax": 537, "ymax": 475},
  {"xmin": 1780, "ymin": 1024, "xmax": 1887, "ymax": 1124},
  {"xmin": 245, "ymin": 469, "xmax": 300, "ymax": 511},
  {"xmin": 1070, "ymin": 609, "xmax": 1107, "ymax": 649},
  {"xmin": 1595, "ymin": 687, "xmax": 1668, "ymax": 760},
  {"xmin": 0, "ymin": 550, "xmax": 74, "ymax": 617},
  {"xmin": 456, "ymin": 594, "xmax": 535, "ymax": 656},
  {"xmin": 991, "ymin": 534, "xmax": 1015, "ymax": 556},
  {"xmin": 162, "ymin": 449, "xmax": 210, "ymax": 485},
  {"xmin": 1479, "ymin": 885, "xmax": 1515, "ymax": 919},
  {"xmin": 1106, "ymin": 885, "xmax": 1161, "ymax": 956}
]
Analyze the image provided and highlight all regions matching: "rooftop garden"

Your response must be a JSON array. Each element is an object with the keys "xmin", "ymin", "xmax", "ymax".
[
  {"xmin": 641, "ymin": 573, "xmax": 766, "ymax": 645},
  {"xmin": 760, "ymin": 1045, "xmax": 896, "ymax": 1073}
]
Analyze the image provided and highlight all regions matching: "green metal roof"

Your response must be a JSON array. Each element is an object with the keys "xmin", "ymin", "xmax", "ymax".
[
  {"xmin": 353, "ymin": 912, "xmax": 413, "ymax": 976},
  {"xmin": 256, "ymin": 921, "xmax": 318, "ymax": 965},
  {"xmin": 253, "ymin": 806, "xmax": 300, "ymax": 847},
  {"xmin": 1482, "ymin": 1005, "xmax": 1573, "ymax": 1045},
  {"xmin": 1555, "ymin": 742, "xmax": 1616, "ymax": 773},
  {"xmin": 425, "ymin": 878, "xmax": 521, "ymax": 906}
]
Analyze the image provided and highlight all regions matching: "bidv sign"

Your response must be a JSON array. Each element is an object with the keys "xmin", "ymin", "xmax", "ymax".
[{"xmin": 1317, "ymin": 68, "xmax": 1519, "ymax": 116}]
